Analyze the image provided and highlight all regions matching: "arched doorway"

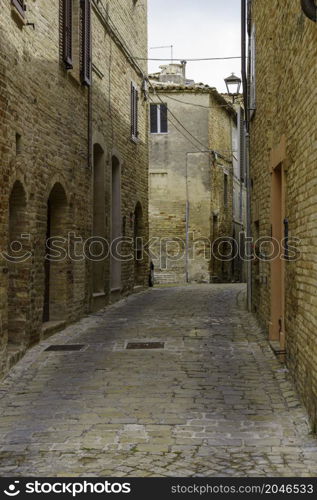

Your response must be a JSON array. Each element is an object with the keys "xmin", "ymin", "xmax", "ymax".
[
  {"xmin": 7, "ymin": 181, "xmax": 28, "ymax": 347},
  {"xmin": 134, "ymin": 202, "xmax": 144, "ymax": 286},
  {"xmin": 43, "ymin": 183, "xmax": 68, "ymax": 322},
  {"xmin": 92, "ymin": 143, "xmax": 106, "ymax": 294},
  {"xmin": 111, "ymin": 156, "xmax": 121, "ymax": 290}
]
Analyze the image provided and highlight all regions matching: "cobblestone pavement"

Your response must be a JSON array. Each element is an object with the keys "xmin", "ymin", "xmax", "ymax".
[{"xmin": 0, "ymin": 284, "xmax": 317, "ymax": 477}]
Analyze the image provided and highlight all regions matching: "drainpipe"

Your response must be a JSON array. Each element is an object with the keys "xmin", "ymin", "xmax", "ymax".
[
  {"xmin": 185, "ymin": 153, "xmax": 190, "ymax": 284},
  {"xmin": 241, "ymin": 0, "xmax": 252, "ymax": 311},
  {"xmin": 88, "ymin": 84, "xmax": 93, "ymax": 170},
  {"xmin": 245, "ymin": 132, "xmax": 252, "ymax": 312},
  {"xmin": 88, "ymin": 60, "xmax": 93, "ymax": 309}
]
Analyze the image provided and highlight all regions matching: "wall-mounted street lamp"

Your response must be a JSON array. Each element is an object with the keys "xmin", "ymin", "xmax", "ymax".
[{"xmin": 224, "ymin": 73, "xmax": 242, "ymax": 103}]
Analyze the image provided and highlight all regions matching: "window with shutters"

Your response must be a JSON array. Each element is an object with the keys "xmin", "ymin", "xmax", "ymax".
[
  {"xmin": 60, "ymin": 0, "xmax": 73, "ymax": 70},
  {"xmin": 131, "ymin": 82, "xmax": 139, "ymax": 142},
  {"xmin": 11, "ymin": 0, "xmax": 26, "ymax": 18},
  {"xmin": 150, "ymin": 104, "xmax": 168, "ymax": 134},
  {"xmin": 80, "ymin": 0, "xmax": 92, "ymax": 86}
]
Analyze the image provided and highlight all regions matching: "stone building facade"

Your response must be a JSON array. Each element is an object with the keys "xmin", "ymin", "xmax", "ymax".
[
  {"xmin": 246, "ymin": 0, "xmax": 317, "ymax": 429},
  {"xmin": 0, "ymin": 0, "xmax": 149, "ymax": 377},
  {"xmin": 149, "ymin": 64, "xmax": 246, "ymax": 284}
]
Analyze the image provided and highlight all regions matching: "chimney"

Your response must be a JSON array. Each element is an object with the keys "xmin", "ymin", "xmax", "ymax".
[
  {"xmin": 180, "ymin": 60, "xmax": 187, "ymax": 81},
  {"xmin": 158, "ymin": 63, "xmax": 187, "ymax": 85}
]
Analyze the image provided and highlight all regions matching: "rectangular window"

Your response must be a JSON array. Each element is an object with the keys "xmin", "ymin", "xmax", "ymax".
[
  {"xmin": 80, "ymin": 0, "xmax": 92, "ymax": 86},
  {"xmin": 60, "ymin": 0, "xmax": 73, "ymax": 69},
  {"xmin": 11, "ymin": 0, "xmax": 25, "ymax": 17},
  {"xmin": 131, "ymin": 82, "xmax": 139, "ymax": 141},
  {"xmin": 150, "ymin": 104, "xmax": 168, "ymax": 134}
]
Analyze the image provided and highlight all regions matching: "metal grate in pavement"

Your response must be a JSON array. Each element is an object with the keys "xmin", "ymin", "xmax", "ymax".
[
  {"xmin": 44, "ymin": 344, "xmax": 86, "ymax": 352},
  {"xmin": 126, "ymin": 342, "xmax": 165, "ymax": 350}
]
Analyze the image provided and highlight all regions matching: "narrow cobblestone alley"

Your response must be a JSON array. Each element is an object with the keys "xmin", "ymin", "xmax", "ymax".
[{"xmin": 1, "ymin": 285, "xmax": 317, "ymax": 477}]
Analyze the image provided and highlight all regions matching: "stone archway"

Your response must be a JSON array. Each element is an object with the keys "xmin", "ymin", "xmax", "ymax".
[
  {"xmin": 7, "ymin": 180, "xmax": 29, "ymax": 347},
  {"xmin": 43, "ymin": 183, "xmax": 68, "ymax": 323}
]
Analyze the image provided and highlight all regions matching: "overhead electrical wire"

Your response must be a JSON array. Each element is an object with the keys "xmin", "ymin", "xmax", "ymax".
[
  {"xmin": 148, "ymin": 94, "xmax": 238, "ymax": 160},
  {"xmin": 134, "ymin": 56, "xmax": 242, "ymax": 62},
  {"xmin": 148, "ymin": 82, "xmax": 210, "ymax": 151},
  {"xmin": 95, "ymin": 2, "xmax": 237, "ymax": 157},
  {"xmin": 148, "ymin": 94, "xmax": 205, "ymax": 152},
  {"xmin": 164, "ymin": 94, "xmax": 233, "ymax": 110}
]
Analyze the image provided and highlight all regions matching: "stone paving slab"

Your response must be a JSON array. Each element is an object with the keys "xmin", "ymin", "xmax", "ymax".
[{"xmin": 0, "ymin": 284, "xmax": 317, "ymax": 476}]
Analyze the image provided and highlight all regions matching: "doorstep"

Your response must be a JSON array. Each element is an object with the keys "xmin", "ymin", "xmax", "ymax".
[
  {"xmin": 42, "ymin": 320, "xmax": 67, "ymax": 339},
  {"xmin": 7, "ymin": 345, "xmax": 26, "ymax": 369}
]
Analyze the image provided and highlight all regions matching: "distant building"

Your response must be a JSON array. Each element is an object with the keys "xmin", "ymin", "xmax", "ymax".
[
  {"xmin": 149, "ymin": 63, "xmax": 246, "ymax": 284},
  {"xmin": 245, "ymin": 0, "xmax": 317, "ymax": 429}
]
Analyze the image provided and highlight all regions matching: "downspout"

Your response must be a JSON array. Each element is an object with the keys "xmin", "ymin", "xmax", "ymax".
[
  {"xmin": 241, "ymin": 0, "xmax": 252, "ymax": 311},
  {"xmin": 88, "ymin": 41, "xmax": 93, "ymax": 310},
  {"xmin": 185, "ymin": 153, "xmax": 190, "ymax": 284},
  {"xmin": 88, "ymin": 84, "xmax": 93, "ymax": 170}
]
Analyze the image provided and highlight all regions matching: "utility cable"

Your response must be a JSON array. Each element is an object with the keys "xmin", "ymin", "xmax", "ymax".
[
  {"xmin": 164, "ymin": 94, "xmax": 233, "ymax": 110},
  {"xmin": 148, "ymin": 81, "xmax": 210, "ymax": 151},
  {"xmin": 134, "ymin": 56, "xmax": 242, "ymax": 62},
  {"xmin": 148, "ymin": 95, "xmax": 205, "ymax": 152}
]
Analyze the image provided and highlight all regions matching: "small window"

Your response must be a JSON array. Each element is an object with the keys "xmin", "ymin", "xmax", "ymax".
[
  {"xmin": 150, "ymin": 104, "xmax": 168, "ymax": 134},
  {"xmin": 15, "ymin": 133, "xmax": 22, "ymax": 155},
  {"xmin": 11, "ymin": 0, "xmax": 26, "ymax": 17},
  {"xmin": 131, "ymin": 82, "xmax": 139, "ymax": 142}
]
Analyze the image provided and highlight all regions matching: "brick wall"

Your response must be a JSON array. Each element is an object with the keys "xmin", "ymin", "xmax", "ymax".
[
  {"xmin": 249, "ymin": 0, "xmax": 317, "ymax": 429},
  {"xmin": 0, "ymin": 0, "xmax": 148, "ymax": 376}
]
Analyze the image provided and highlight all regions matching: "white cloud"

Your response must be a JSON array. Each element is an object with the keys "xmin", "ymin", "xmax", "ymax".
[{"xmin": 148, "ymin": 0, "xmax": 241, "ymax": 92}]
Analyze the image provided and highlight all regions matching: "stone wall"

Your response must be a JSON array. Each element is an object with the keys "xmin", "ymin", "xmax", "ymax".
[
  {"xmin": 0, "ymin": 0, "xmax": 148, "ymax": 377},
  {"xmin": 249, "ymin": 0, "xmax": 317, "ymax": 429}
]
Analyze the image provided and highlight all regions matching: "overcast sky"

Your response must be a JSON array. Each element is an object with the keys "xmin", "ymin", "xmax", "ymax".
[{"xmin": 148, "ymin": 0, "xmax": 241, "ymax": 93}]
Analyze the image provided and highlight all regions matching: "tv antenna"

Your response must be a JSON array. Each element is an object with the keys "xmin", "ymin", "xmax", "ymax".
[{"xmin": 149, "ymin": 45, "xmax": 174, "ymax": 63}]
